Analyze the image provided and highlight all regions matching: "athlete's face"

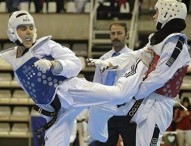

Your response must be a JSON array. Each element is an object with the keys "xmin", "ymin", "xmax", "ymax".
[
  {"xmin": 110, "ymin": 25, "xmax": 128, "ymax": 50},
  {"xmin": 17, "ymin": 24, "xmax": 34, "ymax": 48},
  {"xmin": 153, "ymin": 9, "xmax": 159, "ymax": 23}
]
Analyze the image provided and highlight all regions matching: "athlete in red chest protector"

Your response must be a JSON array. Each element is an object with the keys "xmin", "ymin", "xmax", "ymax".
[{"xmin": 69, "ymin": 0, "xmax": 191, "ymax": 145}]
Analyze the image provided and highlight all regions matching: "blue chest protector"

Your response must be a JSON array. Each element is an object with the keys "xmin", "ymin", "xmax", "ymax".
[{"xmin": 15, "ymin": 57, "xmax": 67, "ymax": 104}]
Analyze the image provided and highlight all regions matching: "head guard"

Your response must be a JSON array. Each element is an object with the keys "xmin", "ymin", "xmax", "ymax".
[
  {"xmin": 154, "ymin": 0, "xmax": 187, "ymax": 30},
  {"xmin": 7, "ymin": 10, "xmax": 37, "ymax": 45}
]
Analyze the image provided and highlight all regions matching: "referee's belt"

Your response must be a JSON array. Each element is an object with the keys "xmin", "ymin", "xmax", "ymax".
[{"xmin": 33, "ymin": 95, "xmax": 61, "ymax": 146}]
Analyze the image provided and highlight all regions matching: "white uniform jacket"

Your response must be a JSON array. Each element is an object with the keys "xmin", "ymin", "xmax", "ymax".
[{"xmin": 69, "ymin": 33, "xmax": 190, "ymax": 142}]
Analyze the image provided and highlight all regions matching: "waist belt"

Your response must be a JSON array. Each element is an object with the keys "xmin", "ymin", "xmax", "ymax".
[
  {"xmin": 126, "ymin": 99, "xmax": 143, "ymax": 122},
  {"xmin": 33, "ymin": 95, "xmax": 61, "ymax": 146},
  {"xmin": 109, "ymin": 99, "xmax": 143, "ymax": 126},
  {"xmin": 115, "ymin": 99, "xmax": 143, "ymax": 121}
]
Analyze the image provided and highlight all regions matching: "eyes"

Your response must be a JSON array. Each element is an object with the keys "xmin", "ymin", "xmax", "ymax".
[
  {"xmin": 110, "ymin": 31, "xmax": 123, "ymax": 36},
  {"xmin": 17, "ymin": 25, "xmax": 34, "ymax": 31}
]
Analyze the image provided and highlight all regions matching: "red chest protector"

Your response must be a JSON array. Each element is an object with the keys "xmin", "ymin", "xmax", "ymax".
[{"xmin": 146, "ymin": 54, "xmax": 188, "ymax": 98}]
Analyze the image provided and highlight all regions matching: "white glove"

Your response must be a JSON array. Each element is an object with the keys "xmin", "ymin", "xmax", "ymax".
[
  {"xmin": 34, "ymin": 59, "xmax": 52, "ymax": 73},
  {"xmin": 86, "ymin": 58, "xmax": 110, "ymax": 72},
  {"xmin": 141, "ymin": 49, "xmax": 154, "ymax": 67}
]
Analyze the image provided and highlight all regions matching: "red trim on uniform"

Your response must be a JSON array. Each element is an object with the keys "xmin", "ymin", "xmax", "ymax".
[
  {"xmin": 145, "ymin": 53, "xmax": 188, "ymax": 98},
  {"xmin": 144, "ymin": 54, "xmax": 160, "ymax": 79}
]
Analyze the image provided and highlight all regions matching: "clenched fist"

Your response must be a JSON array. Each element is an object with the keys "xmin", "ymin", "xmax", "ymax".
[
  {"xmin": 34, "ymin": 59, "xmax": 52, "ymax": 73},
  {"xmin": 86, "ymin": 58, "xmax": 110, "ymax": 72},
  {"xmin": 141, "ymin": 49, "xmax": 154, "ymax": 67}
]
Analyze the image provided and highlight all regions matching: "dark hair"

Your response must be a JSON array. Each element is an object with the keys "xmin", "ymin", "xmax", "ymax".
[
  {"xmin": 182, "ymin": 96, "xmax": 190, "ymax": 103},
  {"xmin": 109, "ymin": 23, "xmax": 128, "ymax": 33}
]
